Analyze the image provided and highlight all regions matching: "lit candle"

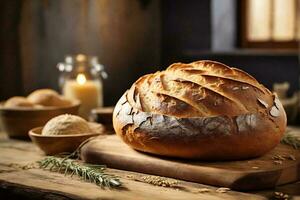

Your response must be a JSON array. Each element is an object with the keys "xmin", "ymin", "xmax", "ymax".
[{"xmin": 63, "ymin": 73, "xmax": 103, "ymax": 119}]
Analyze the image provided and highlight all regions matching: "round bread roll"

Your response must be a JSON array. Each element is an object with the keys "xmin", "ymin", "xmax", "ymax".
[
  {"xmin": 4, "ymin": 96, "xmax": 35, "ymax": 108},
  {"xmin": 42, "ymin": 114, "xmax": 91, "ymax": 135},
  {"xmin": 27, "ymin": 89, "xmax": 72, "ymax": 107},
  {"xmin": 56, "ymin": 96, "xmax": 73, "ymax": 107},
  {"xmin": 113, "ymin": 60, "xmax": 287, "ymax": 160}
]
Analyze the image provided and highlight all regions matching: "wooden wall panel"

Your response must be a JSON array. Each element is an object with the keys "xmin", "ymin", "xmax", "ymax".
[
  {"xmin": 19, "ymin": 0, "xmax": 160, "ymax": 105},
  {"xmin": 0, "ymin": 0, "xmax": 22, "ymax": 100},
  {"xmin": 1, "ymin": 0, "xmax": 298, "ymax": 105}
]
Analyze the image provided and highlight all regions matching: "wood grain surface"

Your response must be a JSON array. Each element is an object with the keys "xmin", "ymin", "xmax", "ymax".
[
  {"xmin": 0, "ymin": 133, "xmax": 266, "ymax": 200},
  {"xmin": 80, "ymin": 135, "xmax": 300, "ymax": 191},
  {"xmin": 0, "ymin": 132, "xmax": 299, "ymax": 199}
]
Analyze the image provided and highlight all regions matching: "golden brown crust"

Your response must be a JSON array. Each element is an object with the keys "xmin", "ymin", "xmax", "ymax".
[
  {"xmin": 113, "ymin": 60, "xmax": 287, "ymax": 160},
  {"xmin": 128, "ymin": 60, "xmax": 273, "ymax": 117},
  {"xmin": 27, "ymin": 89, "xmax": 72, "ymax": 107},
  {"xmin": 4, "ymin": 96, "xmax": 35, "ymax": 108}
]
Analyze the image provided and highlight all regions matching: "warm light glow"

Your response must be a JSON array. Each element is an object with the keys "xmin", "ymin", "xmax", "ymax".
[
  {"xmin": 273, "ymin": 0, "xmax": 295, "ymax": 41},
  {"xmin": 76, "ymin": 54, "xmax": 86, "ymax": 62},
  {"xmin": 247, "ymin": 0, "xmax": 298, "ymax": 41},
  {"xmin": 76, "ymin": 73, "xmax": 86, "ymax": 85},
  {"xmin": 248, "ymin": 0, "xmax": 272, "ymax": 41}
]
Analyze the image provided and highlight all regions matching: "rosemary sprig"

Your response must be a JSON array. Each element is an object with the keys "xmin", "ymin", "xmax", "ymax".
[
  {"xmin": 281, "ymin": 133, "xmax": 300, "ymax": 149},
  {"xmin": 37, "ymin": 137, "xmax": 121, "ymax": 188},
  {"xmin": 38, "ymin": 156, "xmax": 121, "ymax": 188}
]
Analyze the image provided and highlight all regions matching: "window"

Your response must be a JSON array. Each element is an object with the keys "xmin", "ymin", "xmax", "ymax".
[{"xmin": 241, "ymin": 0, "xmax": 299, "ymax": 48}]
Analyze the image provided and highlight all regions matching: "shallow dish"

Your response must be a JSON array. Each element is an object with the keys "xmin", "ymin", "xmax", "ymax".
[
  {"xmin": 90, "ymin": 107, "xmax": 114, "ymax": 131},
  {"xmin": 0, "ymin": 100, "xmax": 80, "ymax": 139},
  {"xmin": 29, "ymin": 126, "xmax": 100, "ymax": 155}
]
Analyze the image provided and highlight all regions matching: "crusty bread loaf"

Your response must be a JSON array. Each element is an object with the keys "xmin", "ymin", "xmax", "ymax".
[{"xmin": 113, "ymin": 60, "xmax": 287, "ymax": 160}]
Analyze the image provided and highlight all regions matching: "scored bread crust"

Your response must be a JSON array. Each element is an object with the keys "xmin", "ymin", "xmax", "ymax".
[{"xmin": 113, "ymin": 60, "xmax": 287, "ymax": 160}]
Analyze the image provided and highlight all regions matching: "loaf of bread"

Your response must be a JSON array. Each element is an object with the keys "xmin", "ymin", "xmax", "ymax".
[
  {"xmin": 27, "ymin": 89, "xmax": 72, "ymax": 107},
  {"xmin": 113, "ymin": 60, "xmax": 287, "ymax": 160}
]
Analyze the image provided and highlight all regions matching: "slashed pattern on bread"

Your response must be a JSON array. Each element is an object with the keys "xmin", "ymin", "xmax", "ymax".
[{"xmin": 125, "ymin": 60, "xmax": 273, "ymax": 117}]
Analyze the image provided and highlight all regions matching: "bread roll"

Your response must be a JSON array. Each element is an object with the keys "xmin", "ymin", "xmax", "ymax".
[
  {"xmin": 27, "ymin": 89, "xmax": 72, "ymax": 107},
  {"xmin": 42, "ymin": 114, "xmax": 91, "ymax": 135},
  {"xmin": 113, "ymin": 60, "xmax": 287, "ymax": 160},
  {"xmin": 42, "ymin": 114, "xmax": 105, "ymax": 136},
  {"xmin": 4, "ymin": 96, "xmax": 35, "ymax": 108}
]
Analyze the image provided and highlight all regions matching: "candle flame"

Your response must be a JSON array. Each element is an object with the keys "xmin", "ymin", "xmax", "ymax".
[{"xmin": 76, "ymin": 73, "xmax": 86, "ymax": 85}]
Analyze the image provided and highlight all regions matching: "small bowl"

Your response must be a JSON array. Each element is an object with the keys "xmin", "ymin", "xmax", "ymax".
[
  {"xmin": 90, "ymin": 107, "xmax": 114, "ymax": 131},
  {"xmin": 29, "ymin": 127, "xmax": 100, "ymax": 155},
  {"xmin": 0, "ymin": 100, "xmax": 80, "ymax": 139}
]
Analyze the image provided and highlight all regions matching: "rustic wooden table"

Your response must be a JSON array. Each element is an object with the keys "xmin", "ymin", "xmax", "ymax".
[{"xmin": 0, "ymin": 132, "xmax": 299, "ymax": 200}]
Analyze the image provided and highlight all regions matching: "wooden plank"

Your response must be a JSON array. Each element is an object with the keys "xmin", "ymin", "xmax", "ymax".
[
  {"xmin": 0, "ymin": 169, "xmax": 267, "ymax": 200},
  {"xmin": 80, "ymin": 135, "xmax": 300, "ymax": 191},
  {"xmin": 0, "ymin": 133, "xmax": 268, "ymax": 200}
]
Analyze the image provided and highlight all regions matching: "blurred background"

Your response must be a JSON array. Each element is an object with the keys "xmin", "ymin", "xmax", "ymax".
[{"xmin": 0, "ymin": 0, "xmax": 299, "ymax": 107}]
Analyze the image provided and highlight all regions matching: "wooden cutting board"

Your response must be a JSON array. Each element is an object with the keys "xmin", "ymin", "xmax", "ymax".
[{"xmin": 80, "ymin": 135, "xmax": 300, "ymax": 191}]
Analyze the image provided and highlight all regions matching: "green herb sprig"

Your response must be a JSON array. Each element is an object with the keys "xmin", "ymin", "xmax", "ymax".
[
  {"xmin": 281, "ymin": 133, "xmax": 300, "ymax": 149},
  {"xmin": 38, "ymin": 156, "xmax": 121, "ymax": 188},
  {"xmin": 37, "ymin": 137, "xmax": 121, "ymax": 188}
]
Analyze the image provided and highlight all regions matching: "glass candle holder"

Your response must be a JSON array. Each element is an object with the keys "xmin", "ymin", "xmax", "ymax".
[{"xmin": 57, "ymin": 54, "xmax": 107, "ymax": 119}]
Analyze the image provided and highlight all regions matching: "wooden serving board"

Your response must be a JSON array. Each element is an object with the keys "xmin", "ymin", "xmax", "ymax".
[{"xmin": 80, "ymin": 135, "xmax": 300, "ymax": 191}]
